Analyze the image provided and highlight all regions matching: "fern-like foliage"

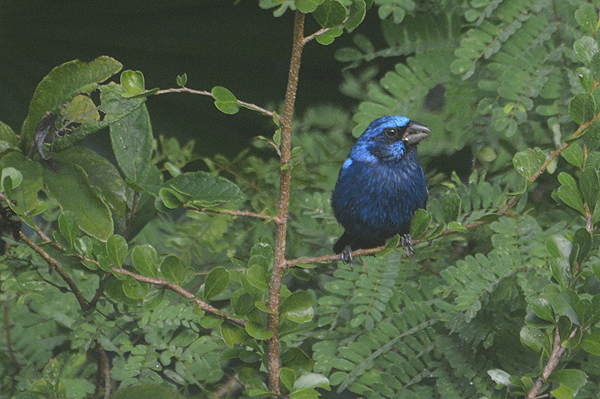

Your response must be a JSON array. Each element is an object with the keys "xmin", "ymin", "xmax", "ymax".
[{"xmin": 340, "ymin": 0, "xmax": 585, "ymax": 172}]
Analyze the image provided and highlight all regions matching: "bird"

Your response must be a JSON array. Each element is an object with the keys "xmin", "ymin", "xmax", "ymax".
[{"xmin": 331, "ymin": 115, "xmax": 430, "ymax": 264}]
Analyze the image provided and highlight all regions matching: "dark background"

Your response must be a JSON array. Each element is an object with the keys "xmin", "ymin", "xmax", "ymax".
[{"xmin": 0, "ymin": 0, "xmax": 386, "ymax": 157}]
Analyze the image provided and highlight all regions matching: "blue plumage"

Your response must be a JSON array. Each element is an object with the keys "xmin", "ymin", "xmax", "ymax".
[{"xmin": 331, "ymin": 116, "xmax": 430, "ymax": 263}]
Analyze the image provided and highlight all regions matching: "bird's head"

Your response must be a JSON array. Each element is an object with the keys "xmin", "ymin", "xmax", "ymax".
[{"xmin": 351, "ymin": 116, "xmax": 430, "ymax": 163}]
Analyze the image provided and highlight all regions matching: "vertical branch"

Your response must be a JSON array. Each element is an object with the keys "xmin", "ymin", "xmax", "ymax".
[{"xmin": 266, "ymin": 10, "xmax": 305, "ymax": 396}]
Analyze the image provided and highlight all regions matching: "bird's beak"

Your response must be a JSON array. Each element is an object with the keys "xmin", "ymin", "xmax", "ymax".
[{"xmin": 403, "ymin": 121, "xmax": 430, "ymax": 145}]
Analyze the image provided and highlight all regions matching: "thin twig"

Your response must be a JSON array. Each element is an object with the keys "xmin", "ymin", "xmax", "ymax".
[
  {"xmin": 184, "ymin": 204, "xmax": 273, "ymax": 221},
  {"xmin": 303, "ymin": 16, "xmax": 349, "ymax": 45},
  {"xmin": 156, "ymin": 87, "xmax": 277, "ymax": 119},
  {"xmin": 3, "ymin": 301, "xmax": 21, "ymax": 373},
  {"xmin": 111, "ymin": 267, "xmax": 247, "ymax": 327},
  {"xmin": 19, "ymin": 232, "xmax": 91, "ymax": 311},
  {"xmin": 265, "ymin": 10, "xmax": 306, "ymax": 397},
  {"xmin": 93, "ymin": 340, "xmax": 112, "ymax": 399}
]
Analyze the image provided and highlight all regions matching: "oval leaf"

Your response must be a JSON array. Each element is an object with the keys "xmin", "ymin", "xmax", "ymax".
[
  {"xmin": 204, "ymin": 267, "xmax": 230, "ymax": 300},
  {"xmin": 43, "ymin": 161, "xmax": 113, "ymax": 241},
  {"xmin": 280, "ymin": 291, "xmax": 314, "ymax": 323},
  {"xmin": 107, "ymin": 234, "xmax": 128, "ymax": 267},
  {"xmin": 212, "ymin": 86, "xmax": 240, "ymax": 115},
  {"xmin": 161, "ymin": 255, "xmax": 190, "ymax": 285},
  {"xmin": 166, "ymin": 171, "xmax": 245, "ymax": 206},
  {"xmin": 569, "ymin": 92, "xmax": 596, "ymax": 125},
  {"xmin": 131, "ymin": 244, "xmax": 158, "ymax": 278}
]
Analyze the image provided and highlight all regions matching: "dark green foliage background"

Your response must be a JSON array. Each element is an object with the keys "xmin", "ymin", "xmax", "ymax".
[{"xmin": 1, "ymin": 1, "xmax": 600, "ymax": 399}]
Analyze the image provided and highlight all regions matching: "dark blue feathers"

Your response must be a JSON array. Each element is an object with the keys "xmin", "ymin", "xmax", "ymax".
[{"xmin": 331, "ymin": 116, "xmax": 429, "ymax": 262}]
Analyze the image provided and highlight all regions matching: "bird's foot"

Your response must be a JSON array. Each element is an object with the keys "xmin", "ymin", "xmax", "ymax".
[
  {"xmin": 400, "ymin": 234, "xmax": 414, "ymax": 257},
  {"xmin": 340, "ymin": 245, "xmax": 354, "ymax": 266}
]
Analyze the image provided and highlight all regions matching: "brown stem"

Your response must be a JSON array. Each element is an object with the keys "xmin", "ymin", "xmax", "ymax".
[
  {"xmin": 19, "ymin": 232, "xmax": 91, "ymax": 311},
  {"xmin": 112, "ymin": 267, "xmax": 247, "ymax": 327},
  {"xmin": 184, "ymin": 204, "xmax": 272, "ymax": 221},
  {"xmin": 93, "ymin": 340, "xmax": 112, "ymax": 399},
  {"xmin": 265, "ymin": 10, "xmax": 305, "ymax": 396},
  {"xmin": 526, "ymin": 326, "xmax": 578, "ymax": 399},
  {"xmin": 3, "ymin": 301, "xmax": 21, "ymax": 373}
]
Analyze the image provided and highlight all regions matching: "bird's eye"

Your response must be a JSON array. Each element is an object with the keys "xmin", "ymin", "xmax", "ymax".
[{"xmin": 384, "ymin": 128, "xmax": 399, "ymax": 138}]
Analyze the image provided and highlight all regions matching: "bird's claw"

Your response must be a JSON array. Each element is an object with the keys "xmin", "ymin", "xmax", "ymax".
[
  {"xmin": 401, "ymin": 234, "xmax": 414, "ymax": 257},
  {"xmin": 340, "ymin": 245, "xmax": 354, "ymax": 266}
]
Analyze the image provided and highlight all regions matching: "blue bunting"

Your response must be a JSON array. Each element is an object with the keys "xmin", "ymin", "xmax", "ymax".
[{"xmin": 331, "ymin": 116, "xmax": 430, "ymax": 263}]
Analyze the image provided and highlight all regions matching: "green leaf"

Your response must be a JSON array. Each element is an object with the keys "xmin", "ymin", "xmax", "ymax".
[
  {"xmin": 315, "ymin": 26, "xmax": 343, "ymax": 45},
  {"xmin": 345, "ymin": 0, "xmax": 366, "ymax": 31},
  {"xmin": 0, "ymin": 121, "xmax": 20, "ymax": 152},
  {"xmin": 106, "ymin": 235, "xmax": 128, "ymax": 267},
  {"xmin": 569, "ymin": 92, "xmax": 596, "ymax": 125},
  {"xmin": 110, "ymin": 104, "xmax": 155, "ymax": 189},
  {"xmin": 295, "ymin": 0, "xmax": 325, "ymax": 13},
  {"xmin": 52, "ymin": 82, "xmax": 146, "ymax": 152},
  {"xmin": 532, "ymin": 298, "xmax": 555, "ymax": 323},
  {"xmin": 574, "ymin": 36, "xmax": 598, "ymax": 64},
  {"xmin": 177, "ymin": 73, "xmax": 188, "ymax": 87},
  {"xmin": 575, "ymin": 3, "xmax": 598, "ymax": 33},
  {"xmin": 376, "ymin": 234, "xmax": 400, "ymax": 258},
  {"xmin": 513, "ymin": 148, "xmax": 546, "ymax": 181},
  {"xmin": 410, "ymin": 209, "xmax": 431, "ymax": 238},
  {"xmin": 313, "ymin": 0, "xmax": 346, "ymax": 28},
  {"xmin": 21, "ymin": 56, "xmax": 122, "ymax": 145},
  {"xmin": 245, "ymin": 321, "xmax": 273, "ymax": 340},
  {"xmin": 246, "ymin": 265, "xmax": 269, "ymax": 291},
  {"xmin": 520, "ymin": 326, "xmax": 547, "ymax": 354},
  {"xmin": 231, "ymin": 292, "xmax": 255, "ymax": 315},
  {"xmin": 165, "ymin": 171, "xmax": 245, "ymax": 206},
  {"xmin": 120, "ymin": 70, "xmax": 145, "ymax": 95},
  {"xmin": 282, "ymin": 347, "xmax": 314, "ymax": 372},
  {"xmin": 580, "ymin": 167, "xmax": 599, "ymax": 209},
  {"xmin": 63, "ymin": 94, "xmax": 100, "ymax": 123},
  {"xmin": 43, "ymin": 161, "xmax": 113, "ymax": 241},
  {"xmin": 58, "ymin": 211, "xmax": 78, "ymax": 249},
  {"xmin": 552, "ymin": 289, "xmax": 581, "ymax": 326},
  {"xmin": 42, "ymin": 358, "xmax": 61, "ymax": 388},
  {"xmin": 204, "ymin": 267, "xmax": 230, "ymax": 300},
  {"xmin": 549, "ymin": 369, "xmax": 588, "ymax": 399},
  {"xmin": 54, "ymin": 147, "xmax": 127, "ymax": 217},
  {"xmin": 293, "ymin": 373, "xmax": 330, "ymax": 391},
  {"xmin": 220, "ymin": 322, "xmax": 246, "ymax": 348},
  {"xmin": 110, "ymin": 383, "xmax": 186, "ymax": 399},
  {"xmin": 122, "ymin": 276, "xmax": 148, "ymax": 299},
  {"xmin": 1, "ymin": 153, "xmax": 43, "ymax": 214},
  {"xmin": 487, "ymin": 369, "xmax": 513, "ymax": 387},
  {"xmin": 581, "ymin": 333, "xmax": 600, "ymax": 356},
  {"xmin": 158, "ymin": 187, "xmax": 185, "ymax": 209},
  {"xmin": 160, "ymin": 255, "xmax": 190, "ymax": 285},
  {"xmin": 131, "ymin": 244, "xmax": 158, "ymax": 278},
  {"xmin": 571, "ymin": 228, "xmax": 592, "ymax": 265},
  {"xmin": 562, "ymin": 144, "xmax": 583, "ymax": 169},
  {"xmin": 281, "ymin": 368, "xmax": 296, "ymax": 392},
  {"xmin": 442, "ymin": 193, "xmax": 461, "ymax": 223},
  {"xmin": 212, "ymin": 86, "xmax": 240, "ymax": 114},
  {"xmin": 1, "ymin": 167, "xmax": 22, "ymax": 192},
  {"xmin": 280, "ymin": 291, "xmax": 314, "ymax": 323},
  {"xmin": 556, "ymin": 172, "xmax": 585, "ymax": 214},
  {"xmin": 290, "ymin": 388, "xmax": 320, "ymax": 399},
  {"xmin": 591, "ymin": 53, "xmax": 600, "ymax": 81}
]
